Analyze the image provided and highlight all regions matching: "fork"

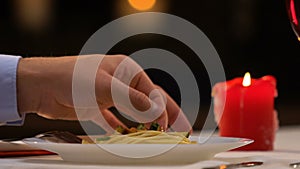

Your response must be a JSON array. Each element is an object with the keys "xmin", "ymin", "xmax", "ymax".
[
  {"xmin": 202, "ymin": 161, "xmax": 263, "ymax": 169},
  {"xmin": 1, "ymin": 131, "xmax": 82, "ymax": 143},
  {"xmin": 290, "ymin": 162, "xmax": 300, "ymax": 168}
]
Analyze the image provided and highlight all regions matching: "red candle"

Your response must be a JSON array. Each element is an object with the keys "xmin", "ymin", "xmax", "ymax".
[{"xmin": 212, "ymin": 73, "xmax": 278, "ymax": 151}]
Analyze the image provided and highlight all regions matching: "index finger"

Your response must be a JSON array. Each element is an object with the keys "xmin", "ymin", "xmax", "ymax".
[
  {"xmin": 112, "ymin": 57, "xmax": 168, "ymax": 128},
  {"xmin": 156, "ymin": 87, "xmax": 193, "ymax": 133}
]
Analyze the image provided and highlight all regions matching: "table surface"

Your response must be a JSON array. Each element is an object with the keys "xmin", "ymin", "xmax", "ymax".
[{"xmin": 1, "ymin": 125, "xmax": 300, "ymax": 169}]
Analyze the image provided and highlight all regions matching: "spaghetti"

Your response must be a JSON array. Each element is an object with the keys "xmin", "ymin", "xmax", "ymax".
[
  {"xmin": 83, "ymin": 131, "xmax": 194, "ymax": 144},
  {"xmin": 82, "ymin": 123, "xmax": 194, "ymax": 144}
]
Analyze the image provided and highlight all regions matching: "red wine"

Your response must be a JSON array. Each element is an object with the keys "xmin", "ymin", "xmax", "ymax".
[{"xmin": 287, "ymin": 0, "xmax": 300, "ymax": 41}]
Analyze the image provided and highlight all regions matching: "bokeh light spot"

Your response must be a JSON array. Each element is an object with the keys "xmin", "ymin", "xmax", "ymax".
[{"xmin": 128, "ymin": 0, "xmax": 156, "ymax": 11}]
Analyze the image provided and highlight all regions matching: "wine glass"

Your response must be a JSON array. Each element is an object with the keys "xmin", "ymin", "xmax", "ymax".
[{"xmin": 286, "ymin": 0, "xmax": 300, "ymax": 41}]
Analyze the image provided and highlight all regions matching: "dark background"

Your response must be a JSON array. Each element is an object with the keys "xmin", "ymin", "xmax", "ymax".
[{"xmin": 0, "ymin": 0, "xmax": 299, "ymax": 138}]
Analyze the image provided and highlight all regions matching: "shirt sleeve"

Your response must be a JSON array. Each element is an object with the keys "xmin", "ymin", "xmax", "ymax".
[{"xmin": 0, "ymin": 54, "xmax": 24, "ymax": 126}]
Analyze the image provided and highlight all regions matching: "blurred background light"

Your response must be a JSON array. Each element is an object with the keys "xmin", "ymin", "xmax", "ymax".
[
  {"xmin": 13, "ymin": 0, "xmax": 54, "ymax": 32},
  {"xmin": 0, "ymin": 0, "xmax": 299, "ymax": 138},
  {"xmin": 114, "ymin": 0, "xmax": 169, "ymax": 18},
  {"xmin": 128, "ymin": 0, "xmax": 156, "ymax": 11},
  {"xmin": 113, "ymin": 0, "xmax": 169, "ymax": 34}
]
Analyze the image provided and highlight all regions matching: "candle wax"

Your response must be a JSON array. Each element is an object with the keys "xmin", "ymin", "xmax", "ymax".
[{"xmin": 213, "ymin": 75, "xmax": 278, "ymax": 151}]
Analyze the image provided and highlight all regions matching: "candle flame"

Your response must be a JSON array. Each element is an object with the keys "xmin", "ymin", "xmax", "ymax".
[{"xmin": 242, "ymin": 72, "xmax": 251, "ymax": 87}]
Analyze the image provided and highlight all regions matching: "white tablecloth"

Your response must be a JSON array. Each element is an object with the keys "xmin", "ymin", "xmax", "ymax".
[{"xmin": 1, "ymin": 126, "xmax": 300, "ymax": 169}]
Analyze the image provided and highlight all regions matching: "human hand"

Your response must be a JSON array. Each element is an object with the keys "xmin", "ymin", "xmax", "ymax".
[{"xmin": 17, "ymin": 55, "xmax": 192, "ymax": 133}]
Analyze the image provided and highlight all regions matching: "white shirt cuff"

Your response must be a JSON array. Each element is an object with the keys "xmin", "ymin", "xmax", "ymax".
[{"xmin": 0, "ymin": 54, "xmax": 23, "ymax": 125}]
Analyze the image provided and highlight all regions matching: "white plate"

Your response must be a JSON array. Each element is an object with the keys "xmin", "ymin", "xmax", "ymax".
[{"xmin": 23, "ymin": 136, "xmax": 253, "ymax": 165}]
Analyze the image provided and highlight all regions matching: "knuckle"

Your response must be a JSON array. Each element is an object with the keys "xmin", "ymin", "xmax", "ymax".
[
  {"xmin": 131, "ymin": 92, "xmax": 149, "ymax": 111},
  {"xmin": 116, "ymin": 54, "xmax": 128, "ymax": 61}
]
